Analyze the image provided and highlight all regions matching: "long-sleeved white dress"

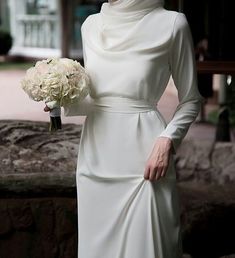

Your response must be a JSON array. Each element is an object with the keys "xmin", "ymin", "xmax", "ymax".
[{"xmin": 63, "ymin": 2, "xmax": 204, "ymax": 257}]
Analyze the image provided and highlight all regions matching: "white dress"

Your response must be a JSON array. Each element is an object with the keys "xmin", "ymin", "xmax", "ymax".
[{"xmin": 63, "ymin": 1, "xmax": 204, "ymax": 257}]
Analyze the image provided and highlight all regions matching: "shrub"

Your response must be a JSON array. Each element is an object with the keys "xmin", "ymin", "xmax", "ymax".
[{"xmin": 0, "ymin": 30, "xmax": 13, "ymax": 55}]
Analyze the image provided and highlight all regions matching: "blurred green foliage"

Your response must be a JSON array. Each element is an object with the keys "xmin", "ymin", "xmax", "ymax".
[
  {"xmin": 0, "ymin": 30, "xmax": 13, "ymax": 55},
  {"xmin": 207, "ymin": 76, "xmax": 235, "ymax": 127},
  {"xmin": 0, "ymin": 61, "xmax": 34, "ymax": 70},
  {"xmin": 226, "ymin": 76, "xmax": 235, "ymax": 126}
]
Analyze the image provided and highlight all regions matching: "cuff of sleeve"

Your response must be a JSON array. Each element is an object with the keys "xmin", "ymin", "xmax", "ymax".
[
  {"xmin": 156, "ymin": 133, "xmax": 181, "ymax": 155},
  {"xmin": 63, "ymin": 95, "xmax": 93, "ymax": 117},
  {"xmin": 45, "ymin": 100, "xmax": 60, "ymax": 109}
]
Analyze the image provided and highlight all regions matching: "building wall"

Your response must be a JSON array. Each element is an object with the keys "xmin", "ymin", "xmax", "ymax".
[
  {"xmin": 6, "ymin": 0, "xmax": 100, "ymax": 59},
  {"xmin": 0, "ymin": 0, "xmax": 10, "ymax": 32},
  {"xmin": 8, "ymin": 0, "xmax": 61, "ymax": 58}
]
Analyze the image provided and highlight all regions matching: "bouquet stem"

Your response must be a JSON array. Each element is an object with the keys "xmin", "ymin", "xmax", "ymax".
[{"xmin": 49, "ymin": 106, "xmax": 62, "ymax": 132}]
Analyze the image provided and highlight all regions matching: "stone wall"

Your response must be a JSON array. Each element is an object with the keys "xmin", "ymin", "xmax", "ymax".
[
  {"xmin": 0, "ymin": 120, "xmax": 79, "ymax": 258},
  {"xmin": 0, "ymin": 120, "xmax": 235, "ymax": 258},
  {"xmin": 0, "ymin": 120, "xmax": 81, "ymax": 174},
  {"xmin": 0, "ymin": 197, "xmax": 77, "ymax": 258},
  {"xmin": 175, "ymin": 139, "xmax": 235, "ymax": 257},
  {"xmin": 175, "ymin": 139, "xmax": 235, "ymax": 185}
]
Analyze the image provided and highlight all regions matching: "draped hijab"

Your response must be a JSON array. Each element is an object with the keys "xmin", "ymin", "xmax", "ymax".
[{"xmin": 82, "ymin": 0, "xmax": 165, "ymax": 52}]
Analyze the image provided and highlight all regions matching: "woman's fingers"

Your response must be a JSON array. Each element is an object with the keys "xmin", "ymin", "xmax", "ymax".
[
  {"xmin": 150, "ymin": 166, "xmax": 163, "ymax": 181},
  {"xmin": 144, "ymin": 163, "xmax": 164, "ymax": 181},
  {"xmin": 160, "ymin": 167, "xmax": 167, "ymax": 177},
  {"xmin": 155, "ymin": 167, "xmax": 163, "ymax": 181},
  {"xmin": 144, "ymin": 165, "xmax": 150, "ymax": 180},
  {"xmin": 148, "ymin": 166, "xmax": 155, "ymax": 181},
  {"xmin": 144, "ymin": 157, "xmax": 169, "ymax": 181},
  {"xmin": 44, "ymin": 105, "xmax": 51, "ymax": 112},
  {"xmin": 144, "ymin": 137, "xmax": 173, "ymax": 181}
]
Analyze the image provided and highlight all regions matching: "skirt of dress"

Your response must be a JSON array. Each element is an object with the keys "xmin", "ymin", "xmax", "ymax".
[{"xmin": 76, "ymin": 96, "xmax": 183, "ymax": 258}]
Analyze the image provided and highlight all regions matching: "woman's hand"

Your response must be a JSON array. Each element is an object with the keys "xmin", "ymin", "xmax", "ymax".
[
  {"xmin": 44, "ymin": 101, "xmax": 60, "ymax": 112},
  {"xmin": 144, "ymin": 136, "xmax": 173, "ymax": 181},
  {"xmin": 44, "ymin": 105, "xmax": 51, "ymax": 112}
]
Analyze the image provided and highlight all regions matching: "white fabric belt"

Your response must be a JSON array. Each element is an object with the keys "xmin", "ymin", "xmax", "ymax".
[{"xmin": 90, "ymin": 96, "xmax": 158, "ymax": 113}]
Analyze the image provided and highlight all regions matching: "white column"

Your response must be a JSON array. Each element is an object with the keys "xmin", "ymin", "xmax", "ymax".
[
  {"xmin": 8, "ymin": 0, "xmax": 27, "ymax": 46},
  {"xmin": 0, "ymin": 0, "xmax": 10, "ymax": 31},
  {"xmin": 57, "ymin": 0, "xmax": 62, "ymax": 55},
  {"xmin": 218, "ymin": 74, "xmax": 227, "ymax": 106},
  {"xmin": 178, "ymin": 0, "xmax": 184, "ymax": 12}
]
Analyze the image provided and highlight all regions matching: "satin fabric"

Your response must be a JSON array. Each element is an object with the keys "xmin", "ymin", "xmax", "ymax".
[
  {"xmin": 63, "ymin": 1, "xmax": 204, "ymax": 257},
  {"xmin": 100, "ymin": 0, "xmax": 165, "ymax": 48},
  {"xmin": 83, "ymin": 0, "xmax": 166, "ymax": 52}
]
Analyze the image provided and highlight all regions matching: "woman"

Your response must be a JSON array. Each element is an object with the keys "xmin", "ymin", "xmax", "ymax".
[{"xmin": 45, "ymin": 0, "xmax": 204, "ymax": 257}]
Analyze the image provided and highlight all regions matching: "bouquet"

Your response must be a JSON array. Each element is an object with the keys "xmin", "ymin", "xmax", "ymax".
[{"xmin": 21, "ymin": 58, "xmax": 90, "ymax": 132}]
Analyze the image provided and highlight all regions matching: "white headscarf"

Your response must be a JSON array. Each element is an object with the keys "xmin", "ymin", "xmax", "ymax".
[
  {"xmin": 83, "ymin": 0, "xmax": 165, "ymax": 52},
  {"xmin": 101, "ymin": 0, "xmax": 164, "ymax": 22}
]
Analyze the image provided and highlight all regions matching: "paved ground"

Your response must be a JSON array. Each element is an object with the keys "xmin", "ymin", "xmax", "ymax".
[{"xmin": 0, "ymin": 69, "xmax": 221, "ymax": 141}]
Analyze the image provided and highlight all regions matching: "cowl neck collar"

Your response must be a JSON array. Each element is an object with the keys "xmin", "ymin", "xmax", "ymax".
[
  {"xmin": 83, "ymin": 0, "xmax": 165, "ymax": 52},
  {"xmin": 101, "ymin": 0, "xmax": 164, "ymax": 24}
]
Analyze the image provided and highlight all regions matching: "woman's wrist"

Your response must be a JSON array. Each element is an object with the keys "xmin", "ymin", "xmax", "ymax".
[{"xmin": 155, "ymin": 136, "xmax": 173, "ymax": 151}]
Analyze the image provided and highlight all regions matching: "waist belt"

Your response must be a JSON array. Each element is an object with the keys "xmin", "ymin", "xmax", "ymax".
[{"xmin": 90, "ymin": 96, "xmax": 157, "ymax": 114}]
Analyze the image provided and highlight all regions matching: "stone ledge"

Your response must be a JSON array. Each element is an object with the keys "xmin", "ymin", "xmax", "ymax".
[
  {"xmin": 0, "ymin": 119, "xmax": 81, "ymax": 174},
  {"xmin": 175, "ymin": 138, "xmax": 235, "ymax": 184},
  {"xmin": 0, "ymin": 172, "xmax": 76, "ymax": 197},
  {"xmin": 1, "ymin": 120, "xmax": 235, "ymax": 257}
]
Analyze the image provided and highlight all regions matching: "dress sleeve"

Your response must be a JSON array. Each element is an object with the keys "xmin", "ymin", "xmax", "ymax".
[
  {"xmin": 157, "ymin": 13, "xmax": 205, "ymax": 154},
  {"xmin": 63, "ymin": 22, "xmax": 93, "ymax": 117}
]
